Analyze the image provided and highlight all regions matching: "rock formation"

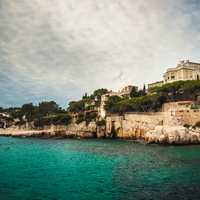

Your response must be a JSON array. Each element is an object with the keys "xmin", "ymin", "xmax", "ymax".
[{"xmin": 145, "ymin": 126, "xmax": 200, "ymax": 144}]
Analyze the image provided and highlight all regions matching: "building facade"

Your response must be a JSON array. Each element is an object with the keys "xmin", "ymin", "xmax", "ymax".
[
  {"xmin": 99, "ymin": 85, "xmax": 138, "ymax": 118},
  {"xmin": 163, "ymin": 60, "xmax": 200, "ymax": 83},
  {"xmin": 148, "ymin": 60, "xmax": 200, "ymax": 90}
]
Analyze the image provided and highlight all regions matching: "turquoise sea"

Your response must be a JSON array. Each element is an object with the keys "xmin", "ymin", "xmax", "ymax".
[{"xmin": 0, "ymin": 137, "xmax": 200, "ymax": 200}]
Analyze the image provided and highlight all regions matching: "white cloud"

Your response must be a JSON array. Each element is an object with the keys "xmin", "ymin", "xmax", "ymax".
[{"xmin": 0, "ymin": 0, "xmax": 200, "ymax": 107}]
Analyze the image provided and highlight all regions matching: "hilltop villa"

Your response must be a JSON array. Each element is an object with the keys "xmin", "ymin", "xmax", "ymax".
[
  {"xmin": 99, "ymin": 60, "xmax": 200, "ymax": 118},
  {"xmin": 148, "ymin": 60, "xmax": 200, "ymax": 89}
]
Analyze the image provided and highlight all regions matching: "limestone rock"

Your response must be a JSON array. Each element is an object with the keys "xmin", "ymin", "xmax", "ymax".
[{"xmin": 144, "ymin": 126, "xmax": 200, "ymax": 144}]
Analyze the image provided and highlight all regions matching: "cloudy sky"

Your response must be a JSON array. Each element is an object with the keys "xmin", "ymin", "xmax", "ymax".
[{"xmin": 0, "ymin": 0, "xmax": 200, "ymax": 108}]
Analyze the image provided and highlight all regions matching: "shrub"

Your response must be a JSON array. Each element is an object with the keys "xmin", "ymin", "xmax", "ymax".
[
  {"xmin": 34, "ymin": 114, "xmax": 72, "ymax": 128},
  {"xmin": 96, "ymin": 119, "xmax": 106, "ymax": 126},
  {"xmin": 68, "ymin": 100, "xmax": 85, "ymax": 113},
  {"xmin": 76, "ymin": 112, "xmax": 97, "ymax": 125},
  {"xmin": 85, "ymin": 112, "xmax": 97, "ymax": 125},
  {"xmin": 76, "ymin": 113, "xmax": 85, "ymax": 124}
]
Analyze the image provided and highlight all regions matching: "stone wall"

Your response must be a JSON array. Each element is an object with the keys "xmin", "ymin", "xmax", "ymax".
[
  {"xmin": 171, "ymin": 109, "xmax": 200, "ymax": 126},
  {"xmin": 162, "ymin": 101, "xmax": 200, "ymax": 126},
  {"xmin": 106, "ymin": 105, "xmax": 200, "ymax": 139}
]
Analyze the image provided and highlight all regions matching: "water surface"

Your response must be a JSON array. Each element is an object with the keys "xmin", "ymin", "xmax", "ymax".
[{"xmin": 0, "ymin": 137, "xmax": 200, "ymax": 200}]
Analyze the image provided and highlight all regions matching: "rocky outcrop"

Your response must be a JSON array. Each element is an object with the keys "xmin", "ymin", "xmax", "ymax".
[
  {"xmin": 145, "ymin": 126, "xmax": 200, "ymax": 144},
  {"xmin": 1, "ymin": 119, "xmax": 200, "ymax": 145},
  {"xmin": 106, "ymin": 112, "xmax": 200, "ymax": 144},
  {"xmin": 0, "ymin": 122, "xmax": 98, "ymax": 138}
]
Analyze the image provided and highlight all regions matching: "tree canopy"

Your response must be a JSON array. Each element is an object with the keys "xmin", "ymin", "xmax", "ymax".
[
  {"xmin": 38, "ymin": 101, "xmax": 60, "ymax": 115},
  {"xmin": 105, "ymin": 80, "xmax": 200, "ymax": 114}
]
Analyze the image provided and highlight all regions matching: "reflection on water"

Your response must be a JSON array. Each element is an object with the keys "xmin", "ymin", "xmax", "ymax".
[{"xmin": 0, "ymin": 137, "xmax": 200, "ymax": 200}]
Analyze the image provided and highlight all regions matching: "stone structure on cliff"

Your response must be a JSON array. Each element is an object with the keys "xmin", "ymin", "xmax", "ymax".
[
  {"xmin": 99, "ymin": 85, "xmax": 138, "ymax": 118},
  {"xmin": 164, "ymin": 60, "xmax": 200, "ymax": 83},
  {"xmin": 105, "ymin": 101, "xmax": 200, "ymax": 144},
  {"xmin": 148, "ymin": 60, "xmax": 200, "ymax": 89}
]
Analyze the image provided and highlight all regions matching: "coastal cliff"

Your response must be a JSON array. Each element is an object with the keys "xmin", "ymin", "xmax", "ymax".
[
  {"xmin": 1, "ymin": 120, "xmax": 200, "ymax": 145},
  {"xmin": 145, "ymin": 126, "xmax": 200, "ymax": 144},
  {"xmin": 0, "ymin": 121, "xmax": 105, "ymax": 139},
  {"xmin": 1, "ymin": 103, "xmax": 200, "ymax": 144},
  {"xmin": 106, "ymin": 109, "xmax": 200, "ymax": 144}
]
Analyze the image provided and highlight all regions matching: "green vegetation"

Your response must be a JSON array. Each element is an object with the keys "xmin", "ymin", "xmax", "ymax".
[
  {"xmin": 1, "ymin": 81, "xmax": 200, "ymax": 128},
  {"xmin": 76, "ymin": 112, "xmax": 97, "ymax": 125},
  {"xmin": 68, "ymin": 100, "xmax": 85, "ymax": 113},
  {"xmin": 151, "ymin": 80, "xmax": 200, "ymax": 101},
  {"xmin": 68, "ymin": 88, "xmax": 108, "ymax": 113},
  {"xmin": 105, "ymin": 94, "xmax": 165, "ymax": 113},
  {"xmin": 85, "ymin": 112, "xmax": 97, "ymax": 125},
  {"xmin": 21, "ymin": 103, "xmax": 35, "ymax": 122},
  {"xmin": 34, "ymin": 114, "xmax": 72, "ymax": 128},
  {"xmin": 130, "ymin": 85, "xmax": 146, "ymax": 98},
  {"xmin": 0, "ymin": 101, "xmax": 71, "ymax": 128},
  {"xmin": 96, "ymin": 119, "xmax": 106, "ymax": 126},
  {"xmin": 0, "ymin": 88, "xmax": 108, "ymax": 128},
  {"xmin": 105, "ymin": 80, "xmax": 200, "ymax": 114},
  {"xmin": 68, "ymin": 88, "xmax": 108, "ymax": 124}
]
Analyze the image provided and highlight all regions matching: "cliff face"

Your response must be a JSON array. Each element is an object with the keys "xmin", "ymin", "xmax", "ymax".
[
  {"xmin": 106, "ymin": 113, "xmax": 165, "ymax": 139},
  {"xmin": 0, "ymin": 122, "xmax": 98, "ymax": 138},
  {"xmin": 48, "ymin": 122, "xmax": 97, "ymax": 138},
  {"xmin": 1, "ymin": 107, "xmax": 200, "ymax": 144},
  {"xmin": 145, "ymin": 126, "xmax": 200, "ymax": 144},
  {"xmin": 105, "ymin": 110, "xmax": 200, "ymax": 144}
]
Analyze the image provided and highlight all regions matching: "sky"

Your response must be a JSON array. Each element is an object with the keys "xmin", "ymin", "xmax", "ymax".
[{"xmin": 0, "ymin": 0, "xmax": 200, "ymax": 108}]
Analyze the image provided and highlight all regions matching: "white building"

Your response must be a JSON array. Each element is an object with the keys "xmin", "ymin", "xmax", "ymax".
[
  {"xmin": 163, "ymin": 60, "xmax": 200, "ymax": 83},
  {"xmin": 148, "ymin": 60, "xmax": 200, "ymax": 90},
  {"xmin": 99, "ymin": 85, "xmax": 137, "ymax": 118}
]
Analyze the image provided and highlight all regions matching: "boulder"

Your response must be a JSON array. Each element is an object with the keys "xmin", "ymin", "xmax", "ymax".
[{"xmin": 144, "ymin": 126, "xmax": 200, "ymax": 144}]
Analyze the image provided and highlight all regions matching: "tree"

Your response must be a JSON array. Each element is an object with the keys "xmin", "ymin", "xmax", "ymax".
[
  {"xmin": 85, "ymin": 112, "xmax": 97, "ymax": 125},
  {"xmin": 143, "ymin": 84, "xmax": 146, "ymax": 94},
  {"xmin": 76, "ymin": 111, "xmax": 97, "ymax": 125},
  {"xmin": 152, "ymin": 80, "xmax": 200, "ymax": 102},
  {"xmin": 130, "ymin": 87, "xmax": 138, "ymax": 98},
  {"xmin": 82, "ymin": 93, "xmax": 88, "ymax": 100},
  {"xmin": 92, "ymin": 88, "xmax": 108, "ymax": 101},
  {"xmin": 34, "ymin": 114, "xmax": 72, "ymax": 127},
  {"xmin": 21, "ymin": 103, "xmax": 35, "ymax": 121},
  {"xmin": 104, "ymin": 96, "xmax": 122, "ymax": 113},
  {"xmin": 130, "ymin": 86, "xmax": 146, "ymax": 98},
  {"xmin": 68, "ymin": 100, "xmax": 85, "ymax": 113},
  {"xmin": 76, "ymin": 113, "xmax": 85, "ymax": 124},
  {"xmin": 38, "ymin": 101, "xmax": 59, "ymax": 116}
]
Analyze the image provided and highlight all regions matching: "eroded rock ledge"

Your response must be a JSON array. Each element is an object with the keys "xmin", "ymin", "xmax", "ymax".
[
  {"xmin": 1, "ymin": 122, "xmax": 200, "ymax": 145},
  {"xmin": 145, "ymin": 126, "xmax": 200, "ymax": 144}
]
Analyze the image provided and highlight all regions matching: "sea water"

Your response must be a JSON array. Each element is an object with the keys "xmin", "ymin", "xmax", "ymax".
[{"xmin": 0, "ymin": 137, "xmax": 200, "ymax": 200}]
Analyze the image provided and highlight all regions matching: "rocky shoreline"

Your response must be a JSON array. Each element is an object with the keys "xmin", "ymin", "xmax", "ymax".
[
  {"xmin": 144, "ymin": 126, "xmax": 200, "ymax": 144},
  {"xmin": 0, "ymin": 128, "xmax": 96, "ymax": 139},
  {"xmin": 1, "ymin": 125, "xmax": 200, "ymax": 145}
]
